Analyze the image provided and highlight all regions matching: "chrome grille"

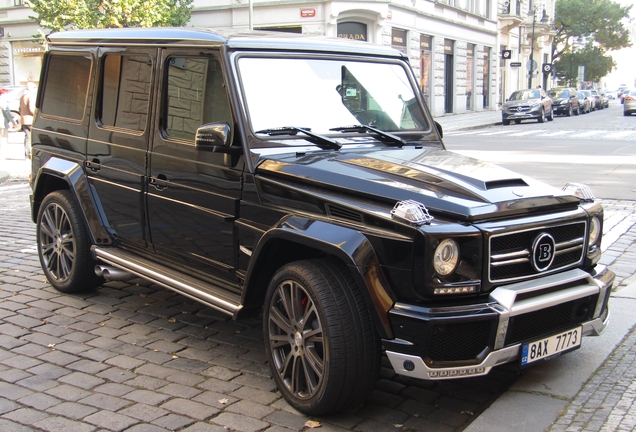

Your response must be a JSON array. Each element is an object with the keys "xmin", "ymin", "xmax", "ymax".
[{"xmin": 489, "ymin": 222, "xmax": 586, "ymax": 283}]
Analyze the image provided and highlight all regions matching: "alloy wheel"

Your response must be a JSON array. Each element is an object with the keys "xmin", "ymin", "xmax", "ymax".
[{"xmin": 38, "ymin": 202, "xmax": 76, "ymax": 283}]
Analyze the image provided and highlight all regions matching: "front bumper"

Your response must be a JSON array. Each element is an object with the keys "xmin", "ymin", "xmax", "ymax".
[
  {"xmin": 383, "ymin": 265, "xmax": 614, "ymax": 380},
  {"xmin": 502, "ymin": 108, "xmax": 541, "ymax": 121}
]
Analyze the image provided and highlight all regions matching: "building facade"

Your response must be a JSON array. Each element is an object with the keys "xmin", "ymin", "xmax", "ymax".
[
  {"xmin": 0, "ymin": 0, "xmax": 501, "ymax": 116},
  {"xmin": 497, "ymin": 0, "xmax": 556, "ymax": 103}
]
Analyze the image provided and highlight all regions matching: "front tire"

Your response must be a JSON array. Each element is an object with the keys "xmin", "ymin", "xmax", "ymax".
[
  {"xmin": 567, "ymin": 105, "xmax": 573, "ymax": 116},
  {"xmin": 538, "ymin": 108, "xmax": 545, "ymax": 123},
  {"xmin": 264, "ymin": 259, "xmax": 380, "ymax": 415},
  {"xmin": 36, "ymin": 190, "xmax": 103, "ymax": 293}
]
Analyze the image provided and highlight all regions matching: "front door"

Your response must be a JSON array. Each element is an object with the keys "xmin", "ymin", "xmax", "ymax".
[{"xmin": 146, "ymin": 50, "xmax": 243, "ymax": 292}]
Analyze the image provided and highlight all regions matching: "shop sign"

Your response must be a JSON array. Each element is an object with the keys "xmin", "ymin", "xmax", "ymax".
[
  {"xmin": 300, "ymin": 8, "xmax": 316, "ymax": 18},
  {"xmin": 13, "ymin": 41, "xmax": 44, "ymax": 57}
]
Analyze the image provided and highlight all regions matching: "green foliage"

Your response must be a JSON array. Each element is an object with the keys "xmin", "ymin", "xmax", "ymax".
[
  {"xmin": 553, "ymin": 44, "xmax": 616, "ymax": 86},
  {"xmin": 26, "ymin": 0, "xmax": 194, "ymax": 32},
  {"xmin": 552, "ymin": 0, "xmax": 632, "ymax": 62}
]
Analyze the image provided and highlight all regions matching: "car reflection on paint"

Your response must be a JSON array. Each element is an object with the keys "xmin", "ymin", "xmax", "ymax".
[{"xmin": 502, "ymin": 88, "xmax": 554, "ymax": 125}]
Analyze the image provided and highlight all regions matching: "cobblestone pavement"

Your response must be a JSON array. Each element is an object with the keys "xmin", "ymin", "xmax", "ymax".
[
  {"xmin": 0, "ymin": 181, "xmax": 521, "ymax": 431},
  {"xmin": 549, "ymin": 323, "xmax": 636, "ymax": 432},
  {"xmin": 2, "ymin": 176, "xmax": 635, "ymax": 432}
]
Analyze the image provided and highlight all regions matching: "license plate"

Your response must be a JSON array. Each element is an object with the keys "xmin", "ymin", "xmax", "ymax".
[{"xmin": 520, "ymin": 326, "xmax": 582, "ymax": 366}]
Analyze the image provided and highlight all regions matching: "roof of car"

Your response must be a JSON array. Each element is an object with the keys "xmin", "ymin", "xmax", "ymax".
[{"xmin": 45, "ymin": 27, "xmax": 406, "ymax": 58}]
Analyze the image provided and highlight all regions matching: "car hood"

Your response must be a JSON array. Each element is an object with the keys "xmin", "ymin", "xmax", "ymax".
[{"xmin": 255, "ymin": 146, "xmax": 579, "ymax": 222}]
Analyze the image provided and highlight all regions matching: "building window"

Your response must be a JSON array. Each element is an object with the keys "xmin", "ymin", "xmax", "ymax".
[
  {"xmin": 420, "ymin": 35, "xmax": 432, "ymax": 107},
  {"xmin": 337, "ymin": 22, "xmax": 368, "ymax": 41},
  {"xmin": 483, "ymin": 47, "xmax": 491, "ymax": 108},
  {"xmin": 467, "ymin": 44, "xmax": 475, "ymax": 110},
  {"xmin": 392, "ymin": 28, "xmax": 407, "ymax": 54}
]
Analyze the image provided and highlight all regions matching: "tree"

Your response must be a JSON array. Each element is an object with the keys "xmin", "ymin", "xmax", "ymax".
[
  {"xmin": 553, "ymin": 44, "xmax": 616, "ymax": 86},
  {"xmin": 26, "ymin": 0, "xmax": 194, "ymax": 32},
  {"xmin": 552, "ymin": 0, "xmax": 632, "ymax": 63}
]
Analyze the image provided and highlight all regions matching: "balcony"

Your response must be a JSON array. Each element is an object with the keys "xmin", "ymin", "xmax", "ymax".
[{"xmin": 499, "ymin": 0, "xmax": 524, "ymax": 32}]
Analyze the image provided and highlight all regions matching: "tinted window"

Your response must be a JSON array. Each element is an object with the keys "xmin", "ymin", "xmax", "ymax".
[
  {"xmin": 165, "ymin": 56, "xmax": 232, "ymax": 141},
  {"xmin": 41, "ymin": 54, "xmax": 91, "ymax": 121},
  {"xmin": 100, "ymin": 54, "xmax": 152, "ymax": 132}
]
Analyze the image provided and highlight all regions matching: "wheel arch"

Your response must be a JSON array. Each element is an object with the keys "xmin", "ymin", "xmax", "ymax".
[
  {"xmin": 239, "ymin": 218, "xmax": 397, "ymax": 339},
  {"xmin": 31, "ymin": 157, "xmax": 112, "ymax": 246}
]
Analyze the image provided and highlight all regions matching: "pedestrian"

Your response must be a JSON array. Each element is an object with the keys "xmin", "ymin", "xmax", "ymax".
[
  {"xmin": 0, "ymin": 94, "xmax": 13, "ymax": 156},
  {"xmin": 536, "ymin": 85, "xmax": 541, "ymax": 89},
  {"xmin": 19, "ymin": 81, "xmax": 36, "ymax": 159}
]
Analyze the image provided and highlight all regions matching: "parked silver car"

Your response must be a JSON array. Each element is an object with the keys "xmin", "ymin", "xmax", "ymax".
[
  {"xmin": 502, "ymin": 88, "xmax": 554, "ymax": 125},
  {"xmin": 623, "ymin": 89, "xmax": 636, "ymax": 116}
]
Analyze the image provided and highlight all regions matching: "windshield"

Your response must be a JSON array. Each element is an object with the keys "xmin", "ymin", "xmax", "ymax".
[
  {"xmin": 509, "ymin": 90, "xmax": 541, "ymax": 100},
  {"xmin": 548, "ymin": 89, "xmax": 568, "ymax": 99},
  {"xmin": 237, "ymin": 57, "xmax": 429, "ymax": 138}
]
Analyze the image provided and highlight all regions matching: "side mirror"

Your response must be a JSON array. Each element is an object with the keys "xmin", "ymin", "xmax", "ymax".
[
  {"xmin": 435, "ymin": 121, "xmax": 443, "ymax": 139},
  {"xmin": 195, "ymin": 122, "xmax": 242, "ymax": 155}
]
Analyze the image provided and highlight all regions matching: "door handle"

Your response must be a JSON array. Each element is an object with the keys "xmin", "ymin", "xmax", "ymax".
[
  {"xmin": 149, "ymin": 175, "xmax": 169, "ymax": 190},
  {"xmin": 85, "ymin": 160, "xmax": 100, "ymax": 172}
]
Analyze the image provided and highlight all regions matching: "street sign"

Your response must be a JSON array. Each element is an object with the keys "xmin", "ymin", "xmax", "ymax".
[
  {"xmin": 542, "ymin": 63, "xmax": 552, "ymax": 73},
  {"xmin": 527, "ymin": 59, "xmax": 538, "ymax": 72},
  {"xmin": 510, "ymin": 61, "xmax": 522, "ymax": 67},
  {"xmin": 502, "ymin": 50, "xmax": 512, "ymax": 60}
]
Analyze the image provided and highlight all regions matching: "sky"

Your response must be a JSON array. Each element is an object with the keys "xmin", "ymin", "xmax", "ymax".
[{"xmin": 604, "ymin": 0, "xmax": 636, "ymax": 89}]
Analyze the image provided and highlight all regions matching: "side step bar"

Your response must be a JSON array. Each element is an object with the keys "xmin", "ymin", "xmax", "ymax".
[{"xmin": 92, "ymin": 246, "xmax": 242, "ymax": 318}]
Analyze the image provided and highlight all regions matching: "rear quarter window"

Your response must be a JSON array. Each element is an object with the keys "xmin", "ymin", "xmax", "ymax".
[{"xmin": 41, "ymin": 54, "xmax": 92, "ymax": 121}]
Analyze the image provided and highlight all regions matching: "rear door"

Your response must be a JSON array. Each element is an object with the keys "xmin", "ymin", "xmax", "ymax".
[
  {"xmin": 86, "ymin": 48, "xmax": 157, "ymax": 249},
  {"xmin": 146, "ymin": 49, "xmax": 243, "ymax": 292}
]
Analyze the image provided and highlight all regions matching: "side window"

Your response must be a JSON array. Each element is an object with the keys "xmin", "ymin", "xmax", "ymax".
[
  {"xmin": 100, "ymin": 54, "xmax": 152, "ymax": 132},
  {"xmin": 41, "ymin": 54, "xmax": 91, "ymax": 121},
  {"xmin": 165, "ymin": 56, "xmax": 232, "ymax": 141}
]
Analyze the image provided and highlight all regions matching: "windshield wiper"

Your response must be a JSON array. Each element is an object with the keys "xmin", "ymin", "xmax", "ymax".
[
  {"xmin": 255, "ymin": 126, "xmax": 341, "ymax": 150},
  {"xmin": 329, "ymin": 125, "xmax": 407, "ymax": 147}
]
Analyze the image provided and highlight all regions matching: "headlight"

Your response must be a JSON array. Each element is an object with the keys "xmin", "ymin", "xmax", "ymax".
[
  {"xmin": 560, "ymin": 100, "xmax": 569, "ymax": 105},
  {"xmin": 589, "ymin": 216, "xmax": 601, "ymax": 247},
  {"xmin": 433, "ymin": 239, "xmax": 459, "ymax": 276}
]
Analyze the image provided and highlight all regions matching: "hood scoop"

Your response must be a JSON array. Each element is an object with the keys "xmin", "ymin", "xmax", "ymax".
[{"xmin": 485, "ymin": 178, "xmax": 528, "ymax": 190}]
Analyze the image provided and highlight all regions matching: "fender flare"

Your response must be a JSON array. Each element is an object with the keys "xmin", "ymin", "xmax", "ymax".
[
  {"xmin": 242, "ymin": 216, "xmax": 398, "ymax": 339},
  {"xmin": 31, "ymin": 157, "xmax": 113, "ymax": 245}
]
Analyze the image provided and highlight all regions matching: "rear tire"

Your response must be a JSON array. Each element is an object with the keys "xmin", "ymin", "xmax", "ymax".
[
  {"xmin": 36, "ymin": 190, "xmax": 103, "ymax": 293},
  {"xmin": 263, "ymin": 259, "xmax": 380, "ymax": 415}
]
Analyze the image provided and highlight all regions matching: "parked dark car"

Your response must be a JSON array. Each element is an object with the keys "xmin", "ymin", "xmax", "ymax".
[
  {"xmin": 600, "ymin": 92, "xmax": 610, "ymax": 108},
  {"xmin": 502, "ymin": 88, "xmax": 554, "ymax": 125},
  {"xmin": 590, "ymin": 90, "xmax": 604, "ymax": 110},
  {"xmin": 577, "ymin": 91, "xmax": 591, "ymax": 114},
  {"xmin": 30, "ymin": 28, "xmax": 615, "ymax": 415},
  {"xmin": 547, "ymin": 87, "xmax": 580, "ymax": 116}
]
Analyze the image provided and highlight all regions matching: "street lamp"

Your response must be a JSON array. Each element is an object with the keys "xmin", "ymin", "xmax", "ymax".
[
  {"xmin": 528, "ymin": 8, "xmax": 537, "ymax": 89},
  {"xmin": 528, "ymin": 7, "xmax": 549, "ymax": 89}
]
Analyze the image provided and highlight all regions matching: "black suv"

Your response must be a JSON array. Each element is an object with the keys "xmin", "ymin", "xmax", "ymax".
[{"xmin": 30, "ymin": 28, "xmax": 614, "ymax": 415}]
